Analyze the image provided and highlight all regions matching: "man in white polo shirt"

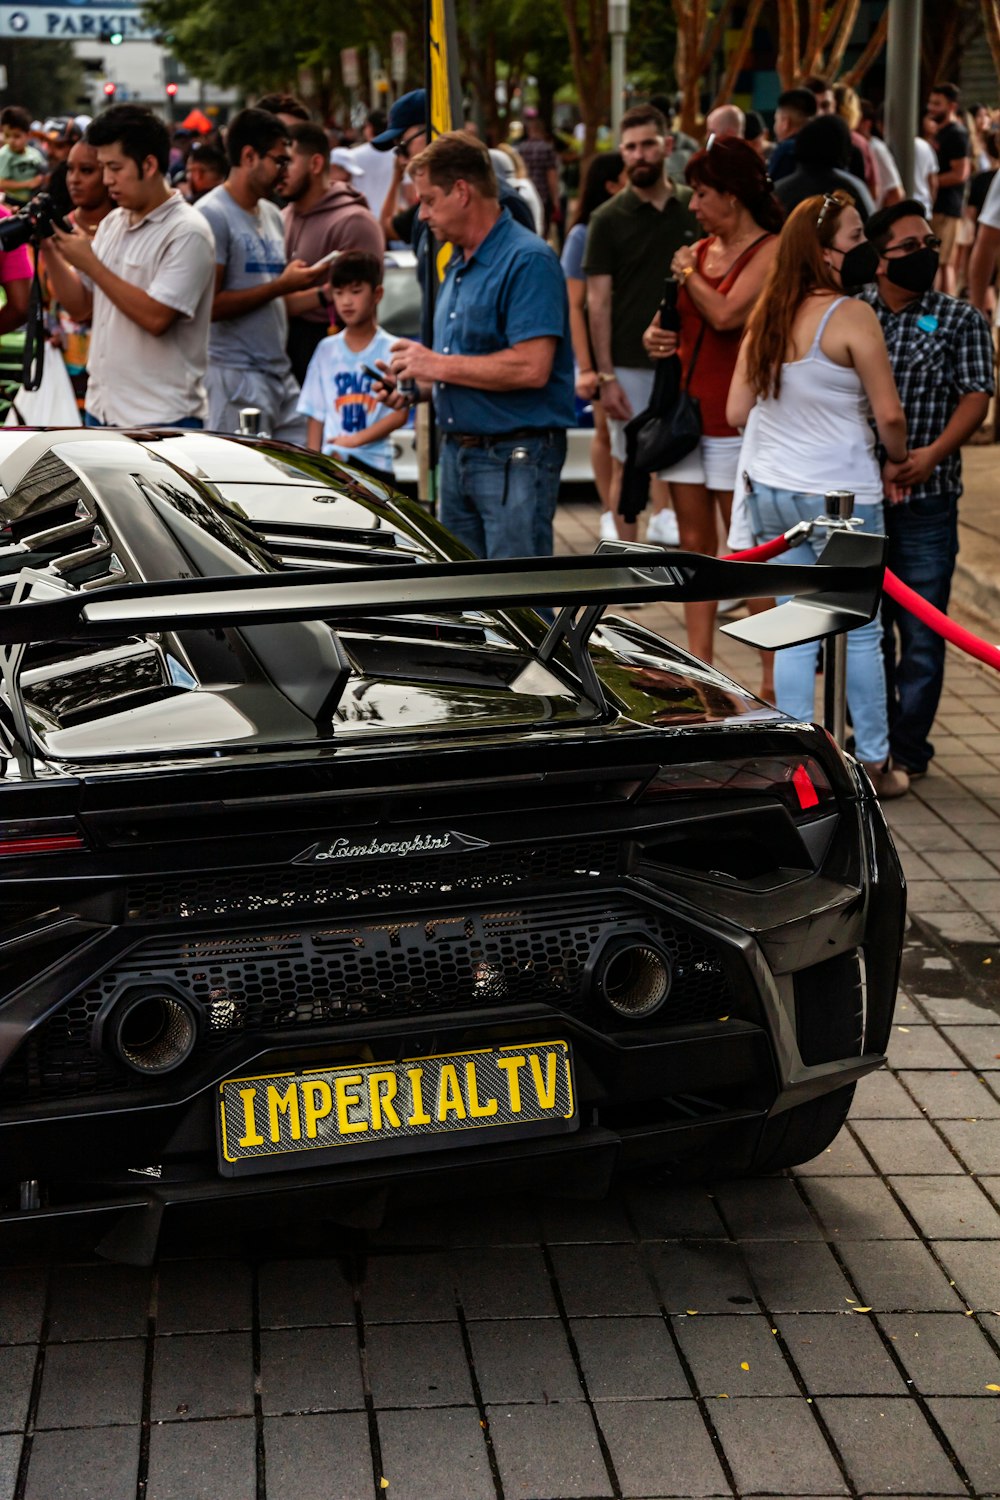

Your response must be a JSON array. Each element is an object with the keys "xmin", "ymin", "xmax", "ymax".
[{"xmin": 40, "ymin": 104, "xmax": 216, "ymax": 427}]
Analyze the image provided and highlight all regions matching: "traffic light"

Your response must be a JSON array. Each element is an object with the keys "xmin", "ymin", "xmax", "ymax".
[
  {"xmin": 103, "ymin": 81, "xmax": 116, "ymax": 99},
  {"xmin": 165, "ymin": 82, "xmax": 178, "ymax": 98},
  {"xmin": 109, "ymin": 29, "xmax": 124, "ymax": 44}
]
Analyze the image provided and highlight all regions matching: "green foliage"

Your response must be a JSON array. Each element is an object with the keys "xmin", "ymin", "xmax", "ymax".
[
  {"xmin": 142, "ymin": 0, "xmax": 575, "ymax": 114},
  {"xmin": 628, "ymin": 2, "xmax": 679, "ymax": 96},
  {"xmin": 0, "ymin": 39, "xmax": 85, "ymax": 119},
  {"xmin": 142, "ymin": 0, "xmax": 425, "ymax": 98}
]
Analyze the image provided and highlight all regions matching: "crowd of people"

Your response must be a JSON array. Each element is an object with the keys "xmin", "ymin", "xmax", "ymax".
[{"xmin": 0, "ymin": 76, "xmax": 997, "ymax": 800}]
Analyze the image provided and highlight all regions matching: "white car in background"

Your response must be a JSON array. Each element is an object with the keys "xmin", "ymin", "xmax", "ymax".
[{"xmin": 380, "ymin": 250, "xmax": 596, "ymax": 490}]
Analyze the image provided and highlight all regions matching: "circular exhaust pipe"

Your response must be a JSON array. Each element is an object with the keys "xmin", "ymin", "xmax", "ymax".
[
  {"xmin": 99, "ymin": 987, "xmax": 200, "ymax": 1075},
  {"xmin": 591, "ymin": 936, "xmax": 672, "ymax": 1020}
]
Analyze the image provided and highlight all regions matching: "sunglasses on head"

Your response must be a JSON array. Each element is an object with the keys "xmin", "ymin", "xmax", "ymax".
[{"xmin": 816, "ymin": 193, "xmax": 844, "ymax": 229}]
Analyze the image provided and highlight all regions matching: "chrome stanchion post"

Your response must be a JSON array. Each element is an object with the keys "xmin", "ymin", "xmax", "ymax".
[
  {"xmin": 238, "ymin": 407, "xmax": 268, "ymax": 438},
  {"xmin": 822, "ymin": 489, "xmax": 855, "ymax": 747}
]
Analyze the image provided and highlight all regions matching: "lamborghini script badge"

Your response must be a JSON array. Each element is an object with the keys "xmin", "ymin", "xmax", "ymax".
[{"xmin": 294, "ymin": 830, "xmax": 489, "ymax": 864}]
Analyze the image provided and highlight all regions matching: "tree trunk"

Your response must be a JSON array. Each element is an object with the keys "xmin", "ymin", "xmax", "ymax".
[
  {"xmin": 711, "ymin": 0, "xmax": 765, "ymax": 110},
  {"xmin": 825, "ymin": 0, "xmax": 863, "ymax": 79},
  {"xmin": 776, "ymin": 0, "xmax": 800, "ymax": 87},
  {"xmin": 841, "ymin": 8, "xmax": 889, "ymax": 88},
  {"xmin": 980, "ymin": 0, "xmax": 1000, "ymax": 80},
  {"xmin": 558, "ymin": 0, "xmax": 607, "ymax": 155},
  {"xmin": 801, "ymin": 0, "xmax": 828, "ymax": 78},
  {"xmin": 817, "ymin": 0, "xmax": 851, "ymax": 69},
  {"xmin": 672, "ymin": 0, "xmax": 708, "ymax": 136}
]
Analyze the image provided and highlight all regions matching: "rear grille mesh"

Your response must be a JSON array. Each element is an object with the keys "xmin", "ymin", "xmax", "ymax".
[
  {"xmin": 127, "ymin": 838, "xmax": 623, "ymax": 923},
  {"xmin": 0, "ymin": 895, "xmax": 735, "ymax": 1105}
]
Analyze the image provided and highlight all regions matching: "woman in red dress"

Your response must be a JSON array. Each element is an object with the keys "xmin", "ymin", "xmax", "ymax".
[{"xmin": 644, "ymin": 137, "xmax": 783, "ymax": 669}]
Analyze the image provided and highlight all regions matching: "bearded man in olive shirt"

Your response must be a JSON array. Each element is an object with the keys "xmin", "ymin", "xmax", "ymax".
[{"xmin": 584, "ymin": 104, "xmax": 698, "ymax": 540}]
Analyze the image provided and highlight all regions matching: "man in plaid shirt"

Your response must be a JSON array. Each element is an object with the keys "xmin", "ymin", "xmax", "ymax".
[{"xmin": 862, "ymin": 200, "xmax": 993, "ymax": 779}]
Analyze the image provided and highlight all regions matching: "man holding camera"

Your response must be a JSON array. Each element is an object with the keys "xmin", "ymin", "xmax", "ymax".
[
  {"xmin": 41, "ymin": 104, "xmax": 216, "ymax": 428},
  {"xmin": 0, "ymin": 212, "xmax": 31, "ymax": 337}
]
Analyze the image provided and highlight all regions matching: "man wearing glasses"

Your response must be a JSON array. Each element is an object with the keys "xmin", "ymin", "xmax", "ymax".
[
  {"xmin": 371, "ymin": 90, "xmax": 535, "ymax": 251},
  {"xmin": 197, "ymin": 108, "xmax": 331, "ymax": 438},
  {"xmin": 861, "ymin": 201, "xmax": 993, "ymax": 780}
]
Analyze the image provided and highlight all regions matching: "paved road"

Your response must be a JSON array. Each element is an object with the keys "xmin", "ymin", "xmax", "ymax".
[
  {"xmin": 2, "ymin": 929, "xmax": 999, "ymax": 1500},
  {"xmin": 1, "ymin": 496, "xmax": 999, "ymax": 1500}
]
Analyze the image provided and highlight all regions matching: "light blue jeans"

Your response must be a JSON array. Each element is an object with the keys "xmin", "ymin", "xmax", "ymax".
[{"xmin": 745, "ymin": 481, "xmax": 890, "ymax": 765}]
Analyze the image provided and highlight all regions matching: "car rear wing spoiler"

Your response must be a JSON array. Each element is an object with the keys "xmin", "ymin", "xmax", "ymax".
[{"xmin": 0, "ymin": 531, "xmax": 884, "ymax": 763}]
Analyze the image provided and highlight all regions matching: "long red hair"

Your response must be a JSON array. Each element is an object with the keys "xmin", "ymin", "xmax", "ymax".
[{"xmin": 742, "ymin": 189, "xmax": 855, "ymax": 400}]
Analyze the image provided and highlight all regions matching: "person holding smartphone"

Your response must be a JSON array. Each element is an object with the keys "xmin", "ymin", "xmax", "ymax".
[
  {"xmin": 197, "ymin": 108, "xmax": 333, "ymax": 440},
  {"xmin": 282, "ymin": 121, "xmax": 384, "ymax": 384},
  {"xmin": 298, "ymin": 251, "xmax": 407, "ymax": 482}
]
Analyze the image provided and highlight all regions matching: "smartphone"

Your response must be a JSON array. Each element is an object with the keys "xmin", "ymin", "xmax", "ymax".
[
  {"xmin": 362, "ymin": 364, "xmax": 393, "ymax": 388},
  {"xmin": 311, "ymin": 248, "xmax": 342, "ymax": 270}
]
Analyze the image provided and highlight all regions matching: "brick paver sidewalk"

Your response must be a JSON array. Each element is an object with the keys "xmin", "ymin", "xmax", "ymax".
[{"xmin": 1, "ymin": 494, "xmax": 998, "ymax": 1500}]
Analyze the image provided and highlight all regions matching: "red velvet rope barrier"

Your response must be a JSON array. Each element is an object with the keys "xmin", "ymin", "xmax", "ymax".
[
  {"xmin": 723, "ymin": 530, "xmax": 1000, "ymax": 672},
  {"xmin": 882, "ymin": 570, "xmax": 1000, "ymax": 672},
  {"xmin": 722, "ymin": 533, "xmax": 792, "ymax": 562}
]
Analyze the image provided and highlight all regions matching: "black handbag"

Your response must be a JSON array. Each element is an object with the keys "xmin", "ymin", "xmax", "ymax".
[
  {"xmin": 630, "ymin": 321, "xmax": 706, "ymax": 474},
  {"xmin": 619, "ymin": 234, "xmax": 772, "ymax": 522}
]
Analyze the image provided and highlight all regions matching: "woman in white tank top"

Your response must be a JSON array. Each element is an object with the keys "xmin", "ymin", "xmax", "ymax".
[{"xmin": 726, "ymin": 190, "xmax": 911, "ymax": 799}]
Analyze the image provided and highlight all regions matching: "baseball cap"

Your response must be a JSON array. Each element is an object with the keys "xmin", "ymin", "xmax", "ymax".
[
  {"xmin": 370, "ymin": 89, "xmax": 426, "ymax": 151},
  {"xmin": 43, "ymin": 117, "xmax": 81, "ymax": 143},
  {"xmin": 329, "ymin": 146, "xmax": 363, "ymax": 177},
  {"xmin": 489, "ymin": 147, "xmax": 515, "ymax": 182}
]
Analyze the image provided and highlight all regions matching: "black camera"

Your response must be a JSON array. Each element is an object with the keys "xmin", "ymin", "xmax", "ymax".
[{"xmin": 0, "ymin": 191, "xmax": 70, "ymax": 252}]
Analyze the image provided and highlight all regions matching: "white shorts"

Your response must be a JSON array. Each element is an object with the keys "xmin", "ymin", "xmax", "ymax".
[
  {"xmin": 606, "ymin": 367, "xmax": 654, "ymax": 463},
  {"xmin": 727, "ymin": 488, "xmax": 754, "ymax": 551},
  {"xmin": 657, "ymin": 434, "xmax": 743, "ymax": 492}
]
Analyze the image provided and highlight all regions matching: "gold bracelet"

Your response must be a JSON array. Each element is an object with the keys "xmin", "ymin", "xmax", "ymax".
[
  {"xmin": 680, "ymin": 265, "xmax": 695, "ymax": 280},
  {"xmin": 596, "ymin": 372, "xmax": 617, "ymax": 385}
]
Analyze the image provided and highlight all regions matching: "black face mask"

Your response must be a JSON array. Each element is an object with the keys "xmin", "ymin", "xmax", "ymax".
[
  {"xmin": 835, "ymin": 239, "xmax": 880, "ymax": 291},
  {"xmin": 885, "ymin": 246, "xmax": 940, "ymax": 294}
]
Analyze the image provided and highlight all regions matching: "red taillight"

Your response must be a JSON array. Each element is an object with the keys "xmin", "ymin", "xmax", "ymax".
[
  {"xmin": 641, "ymin": 755, "xmax": 833, "ymax": 815},
  {"xmin": 791, "ymin": 762, "xmax": 820, "ymax": 810},
  {"xmin": 0, "ymin": 834, "xmax": 86, "ymax": 857}
]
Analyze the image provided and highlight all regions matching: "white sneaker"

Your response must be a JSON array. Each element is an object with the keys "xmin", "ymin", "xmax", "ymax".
[
  {"xmin": 599, "ymin": 511, "xmax": 619, "ymax": 541},
  {"xmin": 646, "ymin": 509, "xmax": 680, "ymax": 546}
]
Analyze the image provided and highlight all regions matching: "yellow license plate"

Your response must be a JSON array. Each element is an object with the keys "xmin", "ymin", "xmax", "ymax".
[{"xmin": 217, "ymin": 1040, "xmax": 576, "ymax": 1177}]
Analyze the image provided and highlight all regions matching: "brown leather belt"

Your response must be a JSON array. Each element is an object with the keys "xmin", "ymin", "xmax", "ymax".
[{"xmin": 446, "ymin": 428, "xmax": 557, "ymax": 449}]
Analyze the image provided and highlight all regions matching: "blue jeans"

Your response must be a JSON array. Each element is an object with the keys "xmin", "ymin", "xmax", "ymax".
[
  {"xmin": 438, "ymin": 430, "xmax": 567, "ymax": 558},
  {"xmin": 882, "ymin": 493, "xmax": 959, "ymax": 773},
  {"xmin": 85, "ymin": 413, "xmax": 204, "ymax": 429},
  {"xmin": 746, "ymin": 481, "xmax": 891, "ymax": 764}
]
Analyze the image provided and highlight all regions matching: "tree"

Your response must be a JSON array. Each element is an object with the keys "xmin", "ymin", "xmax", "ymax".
[
  {"xmin": 774, "ymin": 0, "xmax": 891, "ymax": 88},
  {"xmin": 0, "ymin": 39, "xmax": 84, "ymax": 120},
  {"xmin": 463, "ymin": 0, "xmax": 571, "ymax": 143},
  {"xmin": 670, "ymin": 0, "xmax": 765, "ymax": 136},
  {"xmin": 556, "ymin": 0, "xmax": 608, "ymax": 152},
  {"xmin": 142, "ymin": 0, "xmax": 423, "ymax": 115},
  {"xmin": 921, "ymin": 1, "xmax": 983, "ymax": 90},
  {"xmin": 982, "ymin": 0, "xmax": 1000, "ymax": 82}
]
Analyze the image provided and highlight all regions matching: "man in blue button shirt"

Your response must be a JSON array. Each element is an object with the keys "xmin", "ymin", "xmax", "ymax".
[{"xmin": 383, "ymin": 132, "xmax": 575, "ymax": 558}]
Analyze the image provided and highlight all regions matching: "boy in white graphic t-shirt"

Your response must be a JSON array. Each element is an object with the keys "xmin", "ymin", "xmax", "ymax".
[{"xmin": 298, "ymin": 250, "xmax": 408, "ymax": 482}]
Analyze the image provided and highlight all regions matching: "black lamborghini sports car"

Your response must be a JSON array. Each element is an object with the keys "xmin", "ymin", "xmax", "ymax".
[{"xmin": 0, "ymin": 429, "xmax": 904, "ymax": 1257}]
